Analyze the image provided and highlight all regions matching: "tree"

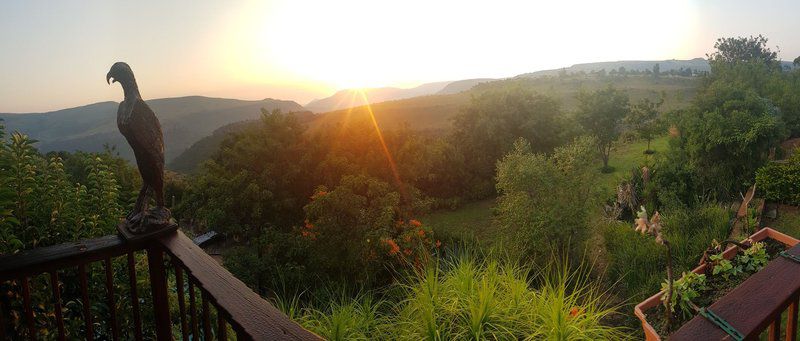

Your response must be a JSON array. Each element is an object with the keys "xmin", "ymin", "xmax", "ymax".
[
  {"xmin": 707, "ymin": 35, "xmax": 779, "ymax": 69},
  {"xmin": 625, "ymin": 94, "xmax": 664, "ymax": 153},
  {"xmin": 575, "ymin": 86, "xmax": 630, "ymax": 172},
  {"xmin": 495, "ymin": 136, "xmax": 597, "ymax": 260},
  {"xmin": 675, "ymin": 81, "xmax": 786, "ymax": 196},
  {"xmin": 653, "ymin": 63, "xmax": 660, "ymax": 78},
  {"xmin": 794, "ymin": 56, "xmax": 800, "ymax": 67},
  {"xmin": 451, "ymin": 88, "xmax": 568, "ymax": 197}
]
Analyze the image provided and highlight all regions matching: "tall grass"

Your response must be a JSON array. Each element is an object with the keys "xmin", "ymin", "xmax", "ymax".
[
  {"xmin": 294, "ymin": 252, "xmax": 627, "ymax": 340},
  {"xmin": 602, "ymin": 203, "xmax": 732, "ymax": 301}
]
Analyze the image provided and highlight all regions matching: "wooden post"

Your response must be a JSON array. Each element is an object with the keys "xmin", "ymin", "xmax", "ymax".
[
  {"xmin": 788, "ymin": 298, "xmax": 798, "ymax": 341},
  {"xmin": 147, "ymin": 246, "xmax": 172, "ymax": 340}
]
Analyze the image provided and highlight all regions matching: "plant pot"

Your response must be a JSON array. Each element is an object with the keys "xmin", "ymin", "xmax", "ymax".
[{"xmin": 633, "ymin": 227, "xmax": 799, "ymax": 340}]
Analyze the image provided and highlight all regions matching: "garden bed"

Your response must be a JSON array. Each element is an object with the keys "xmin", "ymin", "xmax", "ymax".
[{"xmin": 634, "ymin": 227, "xmax": 800, "ymax": 340}]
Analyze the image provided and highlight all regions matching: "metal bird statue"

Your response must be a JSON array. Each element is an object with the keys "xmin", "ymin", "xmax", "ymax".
[{"xmin": 107, "ymin": 62, "xmax": 172, "ymax": 234}]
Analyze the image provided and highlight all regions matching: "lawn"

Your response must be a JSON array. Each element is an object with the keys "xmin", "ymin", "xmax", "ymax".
[
  {"xmin": 596, "ymin": 136, "xmax": 669, "ymax": 195},
  {"xmin": 767, "ymin": 205, "xmax": 800, "ymax": 239},
  {"xmin": 420, "ymin": 198, "xmax": 497, "ymax": 246}
]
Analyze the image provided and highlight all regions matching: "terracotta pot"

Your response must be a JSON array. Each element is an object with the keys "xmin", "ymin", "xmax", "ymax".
[{"xmin": 633, "ymin": 227, "xmax": 799, "ymax": 340}]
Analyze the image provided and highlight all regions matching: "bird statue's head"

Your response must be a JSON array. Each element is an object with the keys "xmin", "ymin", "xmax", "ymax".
[{"xmin": 106, "ymin": 62, "xmax": 135, "ymax": 85}]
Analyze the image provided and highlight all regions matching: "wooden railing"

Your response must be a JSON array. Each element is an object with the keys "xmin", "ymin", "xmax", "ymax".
[
  {"xmin": 670, "ymin": 242, "xmax": 800, "ymax": 340},
  {"xmin": 0, "ymin": 229, "xmax": 321, "ymax": 340}
]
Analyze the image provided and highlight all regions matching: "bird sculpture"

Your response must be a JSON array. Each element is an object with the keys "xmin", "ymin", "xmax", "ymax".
[{"xmin": 106, "ymin": 62, "xmax": 172, "ymax": 234}]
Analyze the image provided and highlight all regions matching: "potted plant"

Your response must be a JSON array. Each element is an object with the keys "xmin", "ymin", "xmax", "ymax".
[{"xmin": 634, "ymin": 227, "xmax": 799, "ymax": 340}]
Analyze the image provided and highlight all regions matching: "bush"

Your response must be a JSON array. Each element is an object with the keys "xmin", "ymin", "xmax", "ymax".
[
  {"xmin": 495, "ymin": 136, "xmax": 597, "ymax": 261},
  {"xmin": 294, "ymin": 253, "xmax": 627, "ymax": 340},
  {"xmin": 602, "ymin": 204, "xmax": 731, "ymax": 301},
  {"xmin": 756, "ymin": 153, "xmax": 800, "ymax": 205}
]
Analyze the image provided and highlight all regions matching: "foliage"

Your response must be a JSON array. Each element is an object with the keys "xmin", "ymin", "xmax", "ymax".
[
  {"xmin": 495, "ymin": 137, "xmax": 597, "ymax": 261},
  {"xmin": 660, "ymin": 272, "xmax": 706, "ymax": 319},
  {"xmin": 575, "ymin": 86, "xmax": 630, "ymax": 171},
  {"xmin": 709, "ymin": 253, "xmax": 741, "ymax": 280},
  {"xmin": 299, "ymin": 293, "xmax": 388, "ymax": 341},
  {"xmin": 451, "ymin": 88, "xmax": 569, "ymax": 197},
  {"xmin": 736, "ymin": 241, "xmax": 769, "ymax": 272},
  {"xmin": 668, "ymin": 81, "xmax": 786, "ymax": 198},
  {"xmin": 302, "ymin": 175, "xmax": 436, "ymax": 285},
  {"xmin": 756, "ymin": 153, "xmax": 800, "ymax": 205},
  {"xmin": 625, "ymin": 94, "xmax": 664, "ymax": 153},
  {"xmin": 392, "ymin": 254, "xmax": 625, "ymax": 340},
  {"xmin": 602, "ymin": 204, "xmax": 730, "ymax": 301}
]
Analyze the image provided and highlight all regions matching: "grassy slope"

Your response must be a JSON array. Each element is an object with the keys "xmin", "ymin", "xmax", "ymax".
[
  {"xmin": 307, "ymin": 75, "xmax": 697, "ymax": 134},
  {"xmin": 420, "ymin": 136, "xmax": 671, "ymax": 246}
]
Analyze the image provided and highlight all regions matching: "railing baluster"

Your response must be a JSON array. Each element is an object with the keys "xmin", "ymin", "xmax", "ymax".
[
  {"xmin": 175, "ymin": 265, "xmax": 189, "ymax": 341},
  {"xmin": 788, "ymin": 297, "xmax": 799, "ymax": 341},
  {"xmin": 21, "ymin": 277, "xmax": 36, "ymax": 339},
  {"xmin": 217, "ymin": 308, "xmax": 227, "ymax": 340},
  {"xmin": 189, "ymin": 278, "xmax": 198, "ymax": 338},
  {"xmin": 0, "ymin": 295, "xmax": 6, "ymax": 340},
  {"xmin": 146, "ymin": 247, "xmax": 172, "ymax": 340},
  {"xmin": 202, "ymin": 291, "xmax": 212, "ymax": 340},
  {"xmin": 104, "ymin": 258, "xmax": 119, "ymax": 341},
  {"xmin": 79, "ymin": 264, "xmax": 94, "ymax": 341},
  {"xmin": 49, "ymin": 272, "xmax": 65, "ymax": 341},
  {"xmin": 127, "ymin": 252, "xmax": 143, "ymax": 341},
  {"xmin": 770, "ymin": 313, "xmax": 782, "ymax": 341}
]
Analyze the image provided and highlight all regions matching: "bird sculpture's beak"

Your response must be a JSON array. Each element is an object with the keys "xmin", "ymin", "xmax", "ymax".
[{"xmin": 106, "ymin": 72, "xmax": 114, "ymax": 85}]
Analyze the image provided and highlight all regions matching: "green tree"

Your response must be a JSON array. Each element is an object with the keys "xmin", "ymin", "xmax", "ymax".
[
  {"xmin": 625, "ymin": 94, "xmax": 664, "ymax": 153},
  {"xmin": 495, "ymin": 136, "xmax": 597, "ymax": 260},
  {"xmin": 653, "ymin": 63, "xmax": 660, "ymax": 78},
  {"xmin": 707, "ymin": 35, "xmax": 779, "ymax": 70},
  {"xmin": 575, "ymin": 86, "xmax": 630, "ymax": 172},
  {"xmin": 675, "ymin": 81, "xmax": 786, "ymax": 196},
  {"xmin": 451, "ymin": 88, "xmax": 568, "ymax": 197}
]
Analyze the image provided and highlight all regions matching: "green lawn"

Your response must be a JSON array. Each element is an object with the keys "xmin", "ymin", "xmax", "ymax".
[
  {"xmin": 767, "ymin": 206, "xmax": 800, "ymax": 239},
  {"xmin": 596, "ymin": 136, "xmax": 669, "ymax": 195},
  {"xmin": 421, "ymin": 198, "xmax": 497, "ymax": 246},
  {"xmin": 419, "ymin": 136, "xmax": 672, "ymax": 247}
]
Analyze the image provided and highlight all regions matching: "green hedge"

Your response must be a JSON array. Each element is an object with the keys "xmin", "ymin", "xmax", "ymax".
[{"xmin": 756, "ymin": 154, "xmax": 800, "ymax": 205}]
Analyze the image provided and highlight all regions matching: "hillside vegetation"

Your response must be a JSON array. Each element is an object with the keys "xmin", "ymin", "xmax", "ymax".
[{"xmin": 0, "ymin": 96, "xmax": 304, "ymax": 163}]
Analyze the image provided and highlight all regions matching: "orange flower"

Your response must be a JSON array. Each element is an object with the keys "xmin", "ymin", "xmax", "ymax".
[
  {"xmin": 417, "ymin": 229, "xmax": 425, "ymax": 237},
  {"xmin": 569, "ymin": 306, "xmax": 582, "ymax": 318},
  {"xmin": 384, "ymin": 239, "xmax": 401, "ymax": 256},
  {"xmin": 404, "ymin": 248, "xmax": 412, "ymax": 256},
  {"xmin": 410, "ymin": 219, "xmax": 422, "ymax": 227},
  {"xmin": 435, "ymin": 240, "xmax": 441, "ymax": 248}
]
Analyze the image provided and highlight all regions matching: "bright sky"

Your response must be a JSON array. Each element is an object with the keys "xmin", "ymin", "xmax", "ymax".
[{"xmin": 1, "ymin": 0, "xmax": 799, "ymax": 112}]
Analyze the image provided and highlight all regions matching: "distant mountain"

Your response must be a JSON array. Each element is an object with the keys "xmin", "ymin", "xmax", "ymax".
[
  {"xmin": 437, "ymin": 79, "xmax": 495, "ymax": 95},
  {"xmin": 304, "ymin": 81, "xmax": 452, "ymax": 113},
  {"xmin": 517, "ymin": 58, "xmax": 796, "ymax": 78},
  {"xmin": 517, "ymin": 58, "xmax": 711, "ymax": 78},
  {"xmin": 0, "ymin": 96, "xmax": 304, "ymax": 164}
]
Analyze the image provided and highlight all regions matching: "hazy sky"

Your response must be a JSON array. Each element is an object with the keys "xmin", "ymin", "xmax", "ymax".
[{"xmin": 1, "ymin": 0, "xmax": 799, "ymax": 112}]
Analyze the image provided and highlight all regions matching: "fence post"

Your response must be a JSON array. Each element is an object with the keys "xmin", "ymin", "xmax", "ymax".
[{"xmin": 148, "ymin": 246, "xmax": 172, "ymax": 340}]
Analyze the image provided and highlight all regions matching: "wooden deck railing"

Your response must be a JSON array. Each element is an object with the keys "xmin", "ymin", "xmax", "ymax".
[
  {"xmin": 670, "ymin": 242, "xmax": 800, "ymax": 340},
  {"xmin": 0, "ymin": 229, "xmax": 321, "ymax": 340}
]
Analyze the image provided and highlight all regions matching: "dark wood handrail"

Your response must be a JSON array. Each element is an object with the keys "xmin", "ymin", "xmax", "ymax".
[
  {"xmin": 158, "ymin": 230, "xmax": 320, "ymax": 340},
  {"xmin": 0, "ymin": 235, "xmax": 137, "ymax": 281},
  {"xmin": 0, "ymin": 228, "xmax": 321, "ymax": 340}
]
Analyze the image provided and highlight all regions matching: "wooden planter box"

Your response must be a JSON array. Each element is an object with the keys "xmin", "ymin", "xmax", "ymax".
[{"xmin": 634, "ymin": 227, "xmax": 800, "ymax": 340}]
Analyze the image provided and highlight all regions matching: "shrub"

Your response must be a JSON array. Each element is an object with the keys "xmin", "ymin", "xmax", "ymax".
[
  {"xmin": 756, "ymin": 153, "xmax": 800, "ymax": 205},
  {"xmin": 495, "ymin": 137, "xmax": 597, "ymax": 261},
  {"xmin": 602, "ymin": 204, "xmax": 731, "ymax": 301}
]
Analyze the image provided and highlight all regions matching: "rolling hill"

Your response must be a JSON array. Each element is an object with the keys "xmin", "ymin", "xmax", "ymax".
[
  {"xmin": 0, "ymin": 96, "xmax": 304, "ymax": 163},
  {"xmin": 174, "ymin": 73, "xmax": 700, "ymax": 173}
]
